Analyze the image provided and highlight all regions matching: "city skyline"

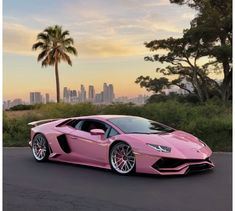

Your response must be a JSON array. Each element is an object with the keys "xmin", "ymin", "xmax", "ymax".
[
  {"xmin": 3, "ymin": 0, "xmax": 201, "ymax": 101},
  {"xmin": 63, "ymin": 82, "xmax": 115, "ymax": 104},
  {"xmin": 3, "ymin": 76, "xmax": 198, "ymax": 110},
  {"xmin": 4, "ymin": 80, "xmax": 147, "ymax": 102},
  {"xmin": 4, "ymin": 78, "xmax": 196, "ymax": 109}
]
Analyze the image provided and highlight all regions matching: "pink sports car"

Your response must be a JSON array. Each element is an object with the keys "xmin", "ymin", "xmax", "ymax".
[{"xmin": 29, "ymin": 115, "xmax": 214, "ymax": 175}]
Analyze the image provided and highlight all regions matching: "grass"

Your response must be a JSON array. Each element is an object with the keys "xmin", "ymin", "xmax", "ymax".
[{"xmin": 3, "ymin": 101, "xmax": 232, "ymax": 151}]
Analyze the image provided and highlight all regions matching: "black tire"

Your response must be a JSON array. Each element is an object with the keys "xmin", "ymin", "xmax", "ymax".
[
  {"xmin": 109, "ymin": 142, "xmax": 136, "ymax": 175},
  {"xmin": 32, "ymin": 133, "xmax": 50, "ymax": 162}
]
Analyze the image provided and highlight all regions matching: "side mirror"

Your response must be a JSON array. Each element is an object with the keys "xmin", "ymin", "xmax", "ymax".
[{"xmin": 90, "ymin": 129, "xmax": 105, "ymax": 136}]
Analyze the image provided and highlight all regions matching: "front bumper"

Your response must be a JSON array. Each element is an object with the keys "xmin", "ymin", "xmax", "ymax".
[
  {"xmin": 152, "ymin": 157, "xmax": 214, "ymax": 175},
  {"xmin": 135, "ymin": 153, "xmax": 214, "ymax": 175}
]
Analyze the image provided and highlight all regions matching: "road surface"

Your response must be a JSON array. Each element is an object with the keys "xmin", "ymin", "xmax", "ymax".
[{"xmin": 3, "ymin": 147, "xmax": 232, "ymax": 211}]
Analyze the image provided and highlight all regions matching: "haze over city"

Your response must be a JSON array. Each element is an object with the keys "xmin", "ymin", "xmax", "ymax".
[{"xmin": 3, "ymin": 0, "xmax": 198, "ymax": 101}]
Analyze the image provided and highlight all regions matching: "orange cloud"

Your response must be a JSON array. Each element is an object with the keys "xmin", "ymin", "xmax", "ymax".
[{"xmin": 3, "ymin": 23, "xmax": 38, "ymax": 56}]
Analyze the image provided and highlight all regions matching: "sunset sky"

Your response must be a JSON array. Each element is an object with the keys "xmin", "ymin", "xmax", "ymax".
[{"xmin": 3, "ymin": 0, "xmax": 197, "ymax": 101}]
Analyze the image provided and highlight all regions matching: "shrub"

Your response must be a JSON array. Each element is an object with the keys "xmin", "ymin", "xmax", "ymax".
[{"xmin": 3, "ymin": 101, "xmax": 232, "ymax": 151}]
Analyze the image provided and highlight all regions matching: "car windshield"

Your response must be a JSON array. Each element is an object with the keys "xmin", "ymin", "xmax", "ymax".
[{"xmin": 108, "ymin": 117, "xmax": 175, "ymax": 134}]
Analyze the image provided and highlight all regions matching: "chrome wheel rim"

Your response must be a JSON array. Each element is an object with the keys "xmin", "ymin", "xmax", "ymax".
[
  {"xmin": 111, "ymin": 143, "xmax": 135, "ymax": 174},
  {"xmin": 32, "ymin": 135, "xmax": 47, "ymax": 161}
]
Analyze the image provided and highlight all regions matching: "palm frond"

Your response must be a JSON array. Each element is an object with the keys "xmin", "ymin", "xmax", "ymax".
[
  {"xmin": 61, "ymin": 52, "xmax": 72, "ymax": 66},
  {"xmin": 65, "ymin": 46, "xmax": 78, "ymax": 56},
  {"xmin": 37, "ymin": 50, "xmax": 48, "ymax": 62},
  {"xmin": 63, "ymin": 38, "xmax": 74, "ymax": 45},
  {"xmin": 32, "ymin": 42, "xmax": 44, "ymax": 50},
  {"xmin": 41, "ymin": 57, "xmax": 49, "ymax": 67},
  {"xmin": 44, "ymin": 26, "xmax": 54, "ymax": 34},
  {"xmin": 61, "ymin": 30, "xmax": 69, "ymax": 38},
  {"xmin": 37, "ymin": 33, "xmax": 49, "ymax": 41}
]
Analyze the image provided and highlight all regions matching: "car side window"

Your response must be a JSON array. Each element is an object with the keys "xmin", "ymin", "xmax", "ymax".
[
  {"xmin": 67, "ymin": 119, "xmax": 83, "ymax": 129},
  {"xmin": 74, "ymin": 121, "xmax": 83, "ymax": 129},
  {"xmin": 108, "ymin": 128, "xmax": 119, "ymax": 138},
  {"xmin": 80, "ymin": 120, "xmax": 109, "ymax": 133}
]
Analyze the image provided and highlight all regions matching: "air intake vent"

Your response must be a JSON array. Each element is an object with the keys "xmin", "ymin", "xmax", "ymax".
[
  {"xmin": 153, "ymin": 157, "xmax": 211, "ymax": 169},
  {"xmin": 57, "ymin": 134, "xmax": 71, "ymax": 153}
]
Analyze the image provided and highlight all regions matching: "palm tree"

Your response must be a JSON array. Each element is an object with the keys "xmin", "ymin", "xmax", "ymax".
[{"xmin": 32, "ymin": 25, "xmax": 77, "ymax": 103}]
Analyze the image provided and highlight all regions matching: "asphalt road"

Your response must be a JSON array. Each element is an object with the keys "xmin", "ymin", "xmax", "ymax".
[{"xmin": 3, "ymin": 148, "xmax": 232, "ymax": 211}]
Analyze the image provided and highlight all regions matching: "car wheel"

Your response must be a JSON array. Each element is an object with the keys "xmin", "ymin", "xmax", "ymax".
[
  {"xmin": 110, "ymin": 142, "xmax": 136, "ymax": 175},
  {"xmin": 32, "ymin": 134, "xmax": 50, "ymax": 162}
]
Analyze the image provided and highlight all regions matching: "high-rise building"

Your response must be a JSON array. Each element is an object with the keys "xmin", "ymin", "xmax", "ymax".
[
  {"xmin": 30, "ymin": 92, "xmax": 42, "ymax": 104},
  {"xmin": 102, "ymin": 83, "xmax": 114, "ymax": 104},
  {"xmin": 95, "ymin": 92, "xmax": 104, "ymax": 103},
  {"xmin": 71, "ymin": 90, "xmax": 77, "ymax": 98},
  {"xmin": 30, "ymin": 92, "xmax": 35, "ymax": 105},
  {"xmin": 70, "ymin": 90, "xmax": 77, "ymax": 103},
  {"xmin": 77, "ymin": 90, "xmax": 81, "ymax": 102},
  {"xmin": 88, "ymin": 85, "xmax": 95, "ymax": 102},
  {"xmin": 35, "ymin": 92, "xmax": 42, "ymax": 104},
  {"xmin": 103, "ymin": 83, "xmax": 108, "ymax": 103},
  {"xmin": 80, "ymin": 85, "xmax": 86, "ymax": 102},
  {"xmin": 63, "ymin": 87, "xmax": 70, "ymax": 102},
  {"xmin": 45, "ymin": 93, "xmax": 50, "ymax": 104},
  {"xmin": 108, "ymin": 84, "xmax": 114, "ymax": 103}
]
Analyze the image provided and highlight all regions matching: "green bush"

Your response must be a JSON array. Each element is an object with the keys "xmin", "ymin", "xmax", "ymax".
[
  {"xmin": 3, "ymin": 101, "xmax": 232, "ymax": 151},
  {"xmin": 9, "ymin": 104, "xmax": 39, "ymax": 111}
]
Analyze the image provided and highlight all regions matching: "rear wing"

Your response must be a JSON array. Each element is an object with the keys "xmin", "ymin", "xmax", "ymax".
[{"xmin": 28, "ymin": 119, "xmax": 60, "ymax": 127}]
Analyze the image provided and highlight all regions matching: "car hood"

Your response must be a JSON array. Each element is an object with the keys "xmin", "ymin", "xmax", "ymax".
[{"xmin": 127, "ymin": 130, "xmax": 211, "ymax": 159}]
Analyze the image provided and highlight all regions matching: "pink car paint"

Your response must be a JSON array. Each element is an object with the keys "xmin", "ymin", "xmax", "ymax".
[{"xmin": 29, "ymin": 115, "xmax": 214, "ymax": 175}]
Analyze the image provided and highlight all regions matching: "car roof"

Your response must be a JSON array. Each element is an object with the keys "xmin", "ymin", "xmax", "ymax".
[{"xmin": 73, "ymin": 115, "xmax": 137, "ymax": 120}]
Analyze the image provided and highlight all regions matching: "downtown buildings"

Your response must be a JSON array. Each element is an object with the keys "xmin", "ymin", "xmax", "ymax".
[
  {"xmin": 63, "ymin": 83, "xmax": 115, "ymax": 104},
  {"xmin": 29, "ymin": 92, "xmax": 50, "ymax": 104},
  {"xmin": 3, "ymin": 98, "xmax": 24, "ymax": 110}
]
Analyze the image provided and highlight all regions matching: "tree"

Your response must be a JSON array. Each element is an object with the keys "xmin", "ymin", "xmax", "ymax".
[
  {"xmin": 171, "ymin": 0, "xmax": 232, "ymax": 101},
  {"xmin": 135, "ymin": 76, "xmax": 170, "ymax": 93},
  {"xmin": 32, "ymin": 25, "xmax": 78, "ymax": 103},
  {"xmin": 136, "ymin": 0, "xmax": 232, "ymax": 102},
  {"xmin": 137, "ymin": 35, "xmax": 219, "ymax": 102}
]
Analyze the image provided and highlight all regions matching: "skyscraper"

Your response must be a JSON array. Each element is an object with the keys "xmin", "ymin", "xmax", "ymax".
[
  {"xmin": 63, "ymin": 87, "xmax": 69, "ymax": 102},
  {"xmin": 103, "ymin": 83, "xmax": 108, "ymax": 103},
  {"xmin": 95, "ymin": 92, "xmax": 104, "ymax": 103},
  {"xmin": 88, "ymin": 85, "xmax": 95, "ymax": 102},
  {"xmin": 29, "ymin": 92, "xmax": 42, "ymax": 104},
  {"xmin": 35, "ymin": 92, "xmax": 42, "ymax": 104},
  {"xmin": 30, "ymin": 92, "xmax": 35, "ymax": 105},
  {"xmin": 80, "ymin": 85, "xmax": 86, "ymax": 102},
  {"xmin": 102, "ymin": 83, "xmax": 114, "ymax": 104},
  {"xmin": 45, "ymin": 93, "xmax": 50, "ymax": 104},
  {"xmin": 108, "ymin": 84, "xmax": 114, "ymax": 103},
  {"xmin": 70, "ymin": 90, "xmax": 77, "ymax": 103}
]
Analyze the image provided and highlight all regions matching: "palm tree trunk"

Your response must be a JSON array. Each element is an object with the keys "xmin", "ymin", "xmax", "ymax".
[{"xmin": 55, "ymin": 62, "xmax": 60, "ymax": 103}]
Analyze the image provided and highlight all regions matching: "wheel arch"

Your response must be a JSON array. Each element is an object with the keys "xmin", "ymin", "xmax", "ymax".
[
  {"xmin": 33, "ymin": 132, "xmax": 45, "ymax": 139},
  {"xmin": 109, "ymin": 140, "xmax": 134, "ymax": 157},
  {"xmin": 109, "ymin": 140, "xmax": 127, "ymax": 151},
  {"xmin": 32, "ymin": 132, "xmax": 53, "ymax": 153}
]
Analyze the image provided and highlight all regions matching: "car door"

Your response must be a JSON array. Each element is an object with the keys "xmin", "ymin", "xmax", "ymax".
[{"xmin": 66, "ymin": 119, "xmax": 111, "ymax": 166}]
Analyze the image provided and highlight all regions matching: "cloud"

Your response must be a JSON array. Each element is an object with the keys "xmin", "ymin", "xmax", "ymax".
[
  {"xmin": 3, "ymin": 0, "xmax": 191, "ymax": 58},
  {"xmin": 3, "ymin": 22, "xmax": 38, "ymax": 56},
  {"xmin": 3, "ymin": 22, "xmax": 148, "ymax": 58},
  {"xmin": 77, "ymin": 38, "xmax": 146, "ymax": 58},
  {"xmin": 143, "ymin": 0, "xmax": 171, "ymax": 7}
]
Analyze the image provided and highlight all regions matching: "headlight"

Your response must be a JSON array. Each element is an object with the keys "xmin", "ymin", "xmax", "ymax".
[{"xmin": 147, "ymin": 143, "xmax": 171, "ymax": 153}]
